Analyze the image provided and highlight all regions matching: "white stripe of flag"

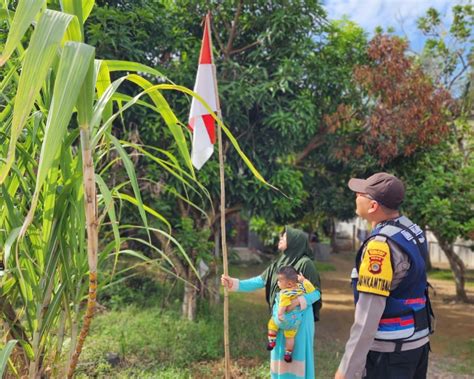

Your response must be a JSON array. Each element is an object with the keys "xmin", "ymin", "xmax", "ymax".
[{"xmin": 188, "ymin": 14, "xmax": 219, "ymax": 170}]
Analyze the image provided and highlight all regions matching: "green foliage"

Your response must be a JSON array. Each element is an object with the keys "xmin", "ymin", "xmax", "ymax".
[
  {"xmin": 434, "ymin": 337, "xmax": 474, "ymax": 375},
  {"xmin": 99, "ymin": 274, "xmax": 172, "ymax": 311},
  {"xmin": 418, "ymin": 4, "xmax": 473, "ymax": 91},
  {"xmin": 174, "ymin": 216, "xmax": 214, "ymax": 263},
  {"xmin": 78, "ymin": 289, "xmax": 271, "ymax": 377},
  {"xmin": 81, "ymin": 306, "xmax": 222, "ymax": 368},
  {"xmin": 315, "ymin": 262, "xmax": 336, "ymax": 272},
  {"xmin": 401, "ymin": 144, "xmax": 473, "ymax": 244},
  {"xmin": 249, "ymin": 217, "xmax": 282, "ymax": 252},
  {"xmin": 0, "ymin": 340, "xmax": 17, "ymax": 377},
  {"xmin": 86, "ymin": 0, "xmax": 368, "ymax": 227},
  {"xmin": 428, "ymin": 269, "xmax": 474, "ymax": 286}
]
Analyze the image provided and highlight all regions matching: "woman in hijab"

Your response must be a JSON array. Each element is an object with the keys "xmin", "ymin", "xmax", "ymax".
[{"xmin": 221, "ymin": 226, "xmax": 322, "ymax": 379}]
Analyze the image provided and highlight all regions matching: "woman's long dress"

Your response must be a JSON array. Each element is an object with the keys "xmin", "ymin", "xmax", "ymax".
[{"xmin": 235, "ymin": 276, "xmax": 320, "ymax": 379}]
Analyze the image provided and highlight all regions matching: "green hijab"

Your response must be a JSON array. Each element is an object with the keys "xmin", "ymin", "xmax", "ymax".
[{"xmin": 261, "ymin": 226, "xmax": 322, "ymax": 321}]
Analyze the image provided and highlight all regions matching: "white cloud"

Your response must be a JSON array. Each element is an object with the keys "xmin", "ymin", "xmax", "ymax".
[{"xmin": 324, "ymin": 0, "xmax": 460, "ymax": 50}]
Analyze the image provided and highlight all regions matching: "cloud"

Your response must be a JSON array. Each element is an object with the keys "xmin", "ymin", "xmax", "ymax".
[{"xmin": 324, "ymin": 0, "xmax": 460, "ymax": 50}]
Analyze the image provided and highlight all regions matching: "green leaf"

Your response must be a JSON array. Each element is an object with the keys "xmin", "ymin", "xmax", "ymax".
[
  {"xmin": 20, "ymin": 42, "xmax": 95, "ymax": 236},
  {"xmin": 0, "ymin": 340, "xmax": 17, "ymax": 376},
  {"xmin": 81, "ymin": 0, "xmax": 95, "ymax": 21},
  {"xmin": 95, "ymin": 174, "xmax": 120, "ymax": 271},
  {"xmin": 106, "ymin": 60, "xmax": 167, "ymax": 81},
  {"xmin": 108, "ymin": 135, "xmax": 154, "ymax": 238},
  {"xmin": 77, "ymin": 56, "xmax": 95, "ymax": 127},
  {"xmin": 0, "ymin": 10, "xmax": 74, "ymax": 185},
  {"xmin": 0, "ymin": 0, "xmax": 43, "ymax": 66},
  {"xmin": 94, "ymin": 60, "xmax": 113, "ymax": 125},
  {"xmin": 126, "ymin": 75, "xmax": 193, "ymax": 174},
  {"xmin": 60, "ymin": 0, "xmax": 85, "ymax": 40}
]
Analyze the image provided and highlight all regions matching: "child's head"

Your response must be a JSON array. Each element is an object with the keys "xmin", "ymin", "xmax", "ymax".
[{"xmin": 277, "ymin": 266, "xmax": 298, "ymax": 289}]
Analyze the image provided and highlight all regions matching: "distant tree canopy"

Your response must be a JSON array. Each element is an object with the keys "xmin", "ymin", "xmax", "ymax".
[
  {"xmin": 86, "ymin": 0, "xmax": 456, "ymax": 232},
  {"xmin": 398, "ymin": 3, "xmax": 473, "ymax": 302}
]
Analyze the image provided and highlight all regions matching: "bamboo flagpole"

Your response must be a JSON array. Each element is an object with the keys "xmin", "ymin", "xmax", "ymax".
[
  {"xmin": 188, "ymin": 12, "xmax": 231, "ymax": 378},
  {"xmin": 217, "ymin": 89, "xmax": 231, "ymax": 379}
]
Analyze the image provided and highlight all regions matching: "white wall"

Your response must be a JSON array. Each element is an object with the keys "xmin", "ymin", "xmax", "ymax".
[
  {"xmin": 425, "ymin": 231, "xmax": 474, "ymax": 269},
  {"xmin": 335, "ymin": 220, "xmax": 474, "ymax": 269}
]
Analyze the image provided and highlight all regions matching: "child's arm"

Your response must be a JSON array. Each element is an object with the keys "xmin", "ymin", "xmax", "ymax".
[
  {"xmin": 278, "ymin": 291, "xmax": 291, "ymax": 320},
  {"xmin": 278, "ymin": 305, "xmax": 287, "ymax": 321}
]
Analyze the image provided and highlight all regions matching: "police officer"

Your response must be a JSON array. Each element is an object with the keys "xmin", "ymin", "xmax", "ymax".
[{"xmin": 335, "ymin": 172, "xmax": 432, "ymax": 379}]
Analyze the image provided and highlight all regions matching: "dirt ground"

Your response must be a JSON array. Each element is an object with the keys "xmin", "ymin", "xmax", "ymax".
[
  {"xmin": 196, "ymin": 252, "xmax": 473, "ymax": 378},
  {"xmin": 318, "ymin": 252, "xmax": 474, "ymax": 379}
]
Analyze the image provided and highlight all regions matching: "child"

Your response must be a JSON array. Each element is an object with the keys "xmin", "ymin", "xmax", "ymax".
[{"xmin": 267, "ymin": 265, "xmax": 316, "ymax": 363}]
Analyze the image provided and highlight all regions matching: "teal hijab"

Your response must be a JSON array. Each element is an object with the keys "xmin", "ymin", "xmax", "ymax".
[{"xmin": 261, "ymin": 226, "xmax": 322, "ymax": 321}]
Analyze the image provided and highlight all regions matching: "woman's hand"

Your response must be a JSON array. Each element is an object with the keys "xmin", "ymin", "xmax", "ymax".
[
  {"xmin": 221, "ymin": 275, "xmax": 234, "ymax": 289},
  {"xmin": 286, "ymin": 298, "xmax": 300, "ymax": 312}
]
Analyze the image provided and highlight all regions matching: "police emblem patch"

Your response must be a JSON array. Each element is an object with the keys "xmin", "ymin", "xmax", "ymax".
[
  {"xmin": 357, "ymin": 240, "xmax": 393, "ymax": 296},
  {"xmin": 367, "ymin": 249, "xmax": 387, "ymax": 274}
]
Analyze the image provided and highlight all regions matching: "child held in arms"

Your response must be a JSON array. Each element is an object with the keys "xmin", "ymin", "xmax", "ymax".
[{"xmin": 267, "ymin": 266, "xmax": 316, "ymax": 363}]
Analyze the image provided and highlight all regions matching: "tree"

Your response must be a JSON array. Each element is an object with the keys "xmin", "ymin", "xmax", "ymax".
[
  {"xmin": 398, "ymin": 3, "xmax": 473, "ymax": 302},
  {"xmin": 400, "ymin": 140, "xmax": 473, "ymax": 302},
  {"xmin": 85, "ymin": 2, "xmax": 455, "ymax": 282},
  {"xmin": 86, "ymin": 0, "xmax": 335, "ymax": 319},
  {"xmin": 293, "ymin": 32, "xmax": 453, "ymax": 252},
  {"xmin": 314, "ymin": 34, "xmax": 452, "ymax": 166}
]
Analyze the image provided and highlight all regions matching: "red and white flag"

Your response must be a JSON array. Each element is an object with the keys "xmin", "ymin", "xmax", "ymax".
[{"xmin": 189, "ymin": 13, "xmax": 219, "ymax": 170}]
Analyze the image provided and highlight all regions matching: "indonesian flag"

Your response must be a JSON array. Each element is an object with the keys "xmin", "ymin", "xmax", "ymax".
[{"xmin": 189, "ymin": 13, "xmax": 219, "ymax": 170}]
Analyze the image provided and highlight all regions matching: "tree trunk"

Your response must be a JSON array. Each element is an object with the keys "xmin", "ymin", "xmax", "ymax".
[
  {"xmin": 422, "ymin": 228, "xmax": 432, "ymax": 271},
  {"xmin": 435, "ymin": 233, "xmax": 469, "ymax": 302},
  {"xmin": 329, "ymin": 218, "xmax": 338, "ymax": 253},
  {"xmin": 182, "ymin": 277, "xmax": 197, "ymax": 321}
]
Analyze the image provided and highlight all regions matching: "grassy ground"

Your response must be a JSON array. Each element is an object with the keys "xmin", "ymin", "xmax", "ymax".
[
  {"xmin": 77, "ymin": 262, "xmax": 338, "ymax": 378},
  {"xmin": 77, "ymin": 259, "xmax": 473, "ymax": 378},
  {"xmin": 77, "ymin": 291, "xmax": 341, "ymax": 378},
  {"xmin": 428, "ymin": 268, "xmax": 474, "ymax": 287}
]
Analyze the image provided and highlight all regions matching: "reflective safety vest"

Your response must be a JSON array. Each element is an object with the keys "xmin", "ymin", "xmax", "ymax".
[{"xmin": 353, "ymin": 216, "xmax": 432, "ymax": 344}]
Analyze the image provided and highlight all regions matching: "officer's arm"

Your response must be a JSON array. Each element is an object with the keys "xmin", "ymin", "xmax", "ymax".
[
  {"xmin": 338, "ymin": 239, "xmax": 393, "ymax": 379},
  {"xmin": 338, "ymin": 293, "xmax": 386, "ymax": 378}
]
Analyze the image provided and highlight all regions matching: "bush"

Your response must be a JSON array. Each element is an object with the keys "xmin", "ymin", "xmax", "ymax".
[{"xmin": 78, "ymin": 305, "xmax": 223, "ymax": 377}]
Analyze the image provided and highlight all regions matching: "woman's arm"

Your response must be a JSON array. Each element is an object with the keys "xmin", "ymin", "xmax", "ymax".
[
  {"xmin": 221, "ymin": 275, "xmax": 265, "ymax": 292},
  {"xmin": 298, "ymin": 260, "xmax": 321, "ymax": 309},
  {"xmin": 299, "ymin": 289, "xmax": 321, "ymax": 309}
]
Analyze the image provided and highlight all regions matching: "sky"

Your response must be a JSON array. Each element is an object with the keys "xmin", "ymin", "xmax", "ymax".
[{"xmin": 324, "ymin": 0, "xmax": 462, "ymax": 52}]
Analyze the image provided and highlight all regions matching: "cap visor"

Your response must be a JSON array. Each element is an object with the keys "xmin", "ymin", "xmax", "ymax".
[{"xmin": 348, "ymin": 178, "xmax": 367, "ymax": 193}]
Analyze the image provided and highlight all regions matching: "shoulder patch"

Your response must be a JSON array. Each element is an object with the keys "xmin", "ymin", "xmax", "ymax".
[
  {"xmin": 401, "ymin": 224, "xmax": 424, "ymax": 241},
  {"xmin": 357, "ymin": 240, "xmax": 393, "ymax": 296}
]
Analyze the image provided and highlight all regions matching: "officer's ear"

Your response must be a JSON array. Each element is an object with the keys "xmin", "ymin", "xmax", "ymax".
[{"xmin": 367, "ymin": 200, "xmax": 380, "ymax": 214}]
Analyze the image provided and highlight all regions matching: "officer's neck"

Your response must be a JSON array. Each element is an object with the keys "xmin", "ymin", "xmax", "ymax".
[{"xmin": 370, "ymin": 211, "xmax": 401, "ymax": 228}]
